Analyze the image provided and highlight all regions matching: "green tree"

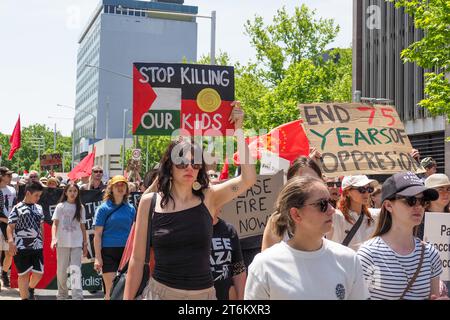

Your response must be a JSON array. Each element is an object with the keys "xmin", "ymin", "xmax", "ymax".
[
  {"xmin": 0, "ymin": 124, "xmax": 72, "ymax": 174},
  {"xmin": 245, "ymin": 5, "xmax": 340, "ymax": 86},
  {"xmin": 389, "ymin": 0, "xmax": 450, "ymax": 120}
]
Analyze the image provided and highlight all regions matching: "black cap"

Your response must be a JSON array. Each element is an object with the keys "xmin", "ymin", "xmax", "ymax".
[
  {"xmin": 382, "ymin": 171, "xmax": 439, "ymax": 203},
  {"xmin": 0, "ymin": 167, "xmax": 13, "ymax": 175}
]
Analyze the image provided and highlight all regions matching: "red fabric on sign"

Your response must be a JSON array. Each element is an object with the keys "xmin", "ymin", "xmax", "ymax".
[
  {"xmin": 133, "ymin": 65, "xmax": 157, "ymax": 133},
  {"xmin": 10, "ymin": 223, "xmax": 57, "ymax": 289},
  {"xmin": 219, "ymin": 159, "xmax": 229, "ymax": 181},
  {"xmin": 180, "ymin": 99, "xmax": 234, "ymax": 136},
  {"xmin": 67, "ymin": 147, "xmax": 96, "ymax": 181},
  {"xmin": 8, "ymin": 115, "xmax": 21, "ymax": 160}
]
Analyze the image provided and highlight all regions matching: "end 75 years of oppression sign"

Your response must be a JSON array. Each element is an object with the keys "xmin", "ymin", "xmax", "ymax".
[{"xmin": 298, "ymin": 103, "xmax": 420, "ymax": 177}]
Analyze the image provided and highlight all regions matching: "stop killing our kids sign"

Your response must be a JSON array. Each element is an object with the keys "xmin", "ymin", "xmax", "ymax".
[{"xmin": 133, "ymin": 63, "xmax": 235, "ymax": 136}]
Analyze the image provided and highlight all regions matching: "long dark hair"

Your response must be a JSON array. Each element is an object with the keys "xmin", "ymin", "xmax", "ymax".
[
  {"xmin": 287, "ymin": 156, "xmax": 322, "ymax": 180},
  {"xmin": 157, "ymin": 139, "xmax": 209, "ymax": 209},
  {"xmin": 58, "ymin": 183, "xmax": 83, "ymax": 222}
]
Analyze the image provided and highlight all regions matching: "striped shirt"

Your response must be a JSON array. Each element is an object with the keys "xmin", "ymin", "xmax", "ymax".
[{"xmin": 357, "ymin": 237, "xmax": 442, "ymax": 300}]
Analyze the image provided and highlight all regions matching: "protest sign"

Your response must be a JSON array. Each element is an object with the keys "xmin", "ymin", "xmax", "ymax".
[
  {"xmin": 259, "ymin": 149, "xmax": 290, "ymax": 179},
  {"xmin": 221, "ymin": 171, "xmax": 284, "ymax": 239},
  {"xmin": 133, "ymin": 63, "xmax": 235, "ymax": 136},
  {"xmin": 424, "ymin": 212, "xmax": 450, "ymax": 281},
  {"xmin": 40, "ymin": 153, "xmax": 62, "ymax": 172},
  {"xmin": 11, "ymin": 188, "xmax": 143, "ymax": 290},
  {"xmin": 298, "ymin": 103, "xmax": 419, "ymax": 177}
]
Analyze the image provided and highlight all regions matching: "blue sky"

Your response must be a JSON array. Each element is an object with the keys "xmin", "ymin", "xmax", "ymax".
[{"xmin": 0, "ymin": 0, "xmax": 352, "ymax": 137}]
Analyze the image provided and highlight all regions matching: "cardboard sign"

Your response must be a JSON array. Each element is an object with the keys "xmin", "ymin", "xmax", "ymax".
[
  {"xmin": 221, "ymin": 171, "xmax": 284, "ymax": 239},
  {"xmin": 298, "ymin": 103, "xmax": 419, "ymax": 176},
  {"xmin": 133, "ymin": 63, "xmax": 235, "ymax": 136},
  {"xmin": 259, "ymin": 149, "xmax": 290, "ymax": 182},
  {"xmin": 40, "ymin": 153, "xmax": 62, "ymax": 172},
  {"xmin": 424, "ymin": 212, "xmax": 450, "ymax": 281}
]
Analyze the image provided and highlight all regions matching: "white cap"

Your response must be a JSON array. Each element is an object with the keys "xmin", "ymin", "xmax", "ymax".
[
  {"xmin": 10, "ymin": 173, "xmax": 19, "ymax": 185},
  {"xmin": 342, "ymin": 175, "xmax": 378, "ymax": 190}
]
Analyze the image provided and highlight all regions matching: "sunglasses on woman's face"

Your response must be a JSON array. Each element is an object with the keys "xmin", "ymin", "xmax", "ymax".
[
  {"xmin": 303, "ymin": 198, "xmax": 333, "ymax": 213},
  {"xmin": 174, "ymin": 158, "xmax": 202, "ymax": 170},
  {"xmin": 326, "ymin": 181, "xmax": 341, "ymax": 188},
  {"xmin": 353, "ymin": 186, "xmax": 374, "ymax": 194},
  {"xmin": 395, "ymin": 196, "xmax": 430, "ymax": 207}
]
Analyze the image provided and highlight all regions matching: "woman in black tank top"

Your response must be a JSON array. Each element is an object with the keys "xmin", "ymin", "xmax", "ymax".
[{"xmin": 124, "ymin": 102, "xmax": 257, "ymax": 300}]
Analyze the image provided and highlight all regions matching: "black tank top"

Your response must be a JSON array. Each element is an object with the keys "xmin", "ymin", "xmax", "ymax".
[{"xmin": 152, "ymin": 201, "xmax": 213, "ymax": 290}]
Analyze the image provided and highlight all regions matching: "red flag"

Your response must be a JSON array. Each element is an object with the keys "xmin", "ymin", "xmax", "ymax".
[
  {"xmin": 219, "ymin": 159, "xmax": 229, "ymax": 181},
  {"xmin": 234, "ymin": 119, "xmax": 309, "ymax": 165},
  {"xmin": 68, "ymin": 147, "xmax": 96, "ymax": 181},
  {"xmin": 8, "ymin": 115, "xmax": 21, "ymax": 160}
]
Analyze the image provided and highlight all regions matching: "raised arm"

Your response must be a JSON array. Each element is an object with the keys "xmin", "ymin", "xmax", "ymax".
[{"xmin": 208, "ymin": 102, "xmax": 257, "ymax": 216}]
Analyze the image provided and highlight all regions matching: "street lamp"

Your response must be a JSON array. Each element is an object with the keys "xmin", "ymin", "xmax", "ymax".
[
  {"xmin": 122, "ymin": 109, "xmax": 130, "ymax": 175},
  {"xmin": 57, "ymin": 104, "xmax": 96, "ymax": 170}
]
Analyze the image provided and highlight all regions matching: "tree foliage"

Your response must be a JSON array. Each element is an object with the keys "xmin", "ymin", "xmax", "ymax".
[
  {"xmin": 389, "ymin": 0, "xmax": 450, "ymax": 120},
  {"xmin": 0, "ymin": 124, "xmax": 72, "ymax": 174}
]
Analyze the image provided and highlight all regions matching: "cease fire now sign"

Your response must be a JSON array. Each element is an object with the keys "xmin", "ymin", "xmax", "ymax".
[{"xmin": 133, "ymin": 63, "xmax": 235, "ymax": 136}]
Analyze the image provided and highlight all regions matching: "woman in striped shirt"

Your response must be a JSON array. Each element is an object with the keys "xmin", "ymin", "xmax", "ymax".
[{"xmin": 357, "ymin": 171, "xmax": 445, "ymax": 300}]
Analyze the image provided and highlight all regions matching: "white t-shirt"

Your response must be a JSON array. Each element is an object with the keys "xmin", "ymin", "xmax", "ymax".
[
  {"xmin": 2, "ymin": 185, "xmax": 17, "ymax": 217},
  {"xmin": 329, "ymin": 208, "xmax": 380, "ymax": 251},
  {"xmin": 52, "ymin": 201, "xmax": 86, "ymax": 248},
  {"xmin": 357, "ymin": 236, "xmax": 442, "ymax": 300},
  {"xmin": 244, "ymin": 239, "xmax": 369, "ymax": 300}
]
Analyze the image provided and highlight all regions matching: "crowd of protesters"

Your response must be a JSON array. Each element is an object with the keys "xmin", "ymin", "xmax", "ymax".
[{"xmin": 1, "ymin": 103, "xmax": 449, "ymax": 301}]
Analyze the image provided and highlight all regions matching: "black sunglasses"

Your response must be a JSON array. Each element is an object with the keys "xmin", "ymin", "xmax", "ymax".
[
  {"xmin": 353, "ymin": 186, "xmax": 374, "ymax": 194},
  {"xmin": 174, "ymin": 159, "xmax": 202, "ymax": 170},
  {"xmin": 303, "ymin": 198, "xmax": 333, "ymax": 213},
  {"xmin": 93, "ymin": 170, "xmax": 103, "ymax": 174},
  {"xmin": 395, "ymin": 196, "xmax": 430, "ymax": 207},
  {"xmin": 326, "ymin": 181, "xmax": 342, "ymax": 188}
]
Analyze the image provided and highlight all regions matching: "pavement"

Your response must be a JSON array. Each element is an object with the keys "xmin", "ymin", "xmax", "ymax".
[{"xmin": 0, "ymin": 287, "xmax": 104, "ymax": 300}]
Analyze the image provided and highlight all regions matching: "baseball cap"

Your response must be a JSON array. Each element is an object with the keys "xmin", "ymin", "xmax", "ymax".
[
  {"xmin": 381, "ymin": 171, "xmax": 439, "ymax": 203},
  {"xmin": 110, "ymin": 175, "xmax": 128, "ymax": 186},
  {"xmin": 420, "ymin": 157, "xmax": 436, "ymax": 169},
  {"xmin": 0, "ymin": 167, "xmax": 14, "ymax": 175},
  {"xmin": 342, "ymin": 175, "xmax": 378, "ymax": 190},
  {"xmin": 424, "ymin": 174, "xmax": 450, "ymax": 189}
]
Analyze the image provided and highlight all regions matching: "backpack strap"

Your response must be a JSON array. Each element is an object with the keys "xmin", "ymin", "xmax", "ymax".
[{"xmin": 342, "ymin": 211, "xmax": 365, "ymax": 247}]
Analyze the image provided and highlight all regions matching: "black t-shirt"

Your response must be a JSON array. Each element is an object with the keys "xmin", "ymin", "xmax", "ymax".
[{"xmin": 211, "ymin": 218, "xmax": 246, "ymax": 300}]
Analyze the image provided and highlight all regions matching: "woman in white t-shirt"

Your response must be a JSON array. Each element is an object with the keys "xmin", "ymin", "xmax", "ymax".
[
  {"xmin": 51, "ymin": 183, "xmax": 88, "ymax": 300},
  {"xmin": 245, "ymin": 176, "xmax": 369, "ymax": 300},
  {"xmin": 328, "ymin": 175, "xmax": 380, "ymax": 251},
  {"xmin": 357, "ymin": 171, "xmax": 446, "ymax": 300}
]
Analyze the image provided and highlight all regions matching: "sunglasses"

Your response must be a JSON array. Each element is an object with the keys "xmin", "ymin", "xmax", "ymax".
[
  {"xmin": 209, "ymin": 174, "xmax": 219, "ymax": 179},
  {"xmin": 353, "ymin": 186, "xmax": 374, "ymax": 194},
  {"xmin": 303, "ymin": 198, "xmax": 333, "ymax": 213},
  {"xmin": 174, "ymin": 159, "xmax": 202, "ymax": 170},
  {"xmin": 93, "ymin": 170, "xmax": 103, "ymax": 174},
  {"xmin": 326, "ymin": 181, "xmax": 341, "ymax": 188},
  {"xmin": 395, "ymin": 196, "xmax": 430, "ymax": 207},
  {"xmin": 29, "ymin": 175, "xmax": 38, "ymax": 178}
]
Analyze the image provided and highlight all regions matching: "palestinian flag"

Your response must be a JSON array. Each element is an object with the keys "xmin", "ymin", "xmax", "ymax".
[{"xmin": 133, "ymin": 63, "xmax": 235, "ymax": 136}]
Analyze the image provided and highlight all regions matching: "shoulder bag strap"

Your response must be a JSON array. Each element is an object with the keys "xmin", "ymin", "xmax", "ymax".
[
  {"xmin": 144, "ymin": 193, "xmax": 157, "ymax": 264},
  {"xmin": 341, "ymin": 211, "xmax": 365, "ymax": 247},
  {"xmin": 104, "ymin": 203, "xmax": 125, "ymax": 226},
  {"xmin": 399, "ymin": 242, "xmax": 425, "ymax": 300}
]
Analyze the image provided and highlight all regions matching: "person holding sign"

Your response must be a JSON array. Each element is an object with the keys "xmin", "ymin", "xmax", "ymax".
[
  {"xmin": 327, "ymin": 175, "xmax": 379, "ymax": 251},
  {"xmin": 123, "ymin": 102, "xmax": 257, "ymax": 300},
  {"xmin": 261, "ymin": 156, "xmax": 323, "ymax": 251},
  {"xmin": 245, "ymin": 176, "xmax": 369, "ymax": 300},
  {"xmin": 357, "ymin": 172, "xmax": 446, "ymax": 300}
]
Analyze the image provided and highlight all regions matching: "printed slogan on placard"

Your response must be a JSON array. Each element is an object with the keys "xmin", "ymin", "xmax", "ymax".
[
  {"xmin": 298, "ymin": 103, "xmax": 420, "ymax": 176},
  {"xmin": 221, "ymin": 171, "xmax": 284, "ymax": 239}
]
